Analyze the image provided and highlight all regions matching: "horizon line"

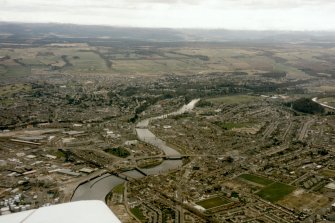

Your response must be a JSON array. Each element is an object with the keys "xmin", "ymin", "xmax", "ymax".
[{"xmin": 1, "ymin": 20, "xmax": 335, "ymax": 33}]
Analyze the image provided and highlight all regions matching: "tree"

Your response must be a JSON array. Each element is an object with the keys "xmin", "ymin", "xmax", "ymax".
[{"xmin": 290, "ymin": 98, "xmax": 324, "ymax": 114}]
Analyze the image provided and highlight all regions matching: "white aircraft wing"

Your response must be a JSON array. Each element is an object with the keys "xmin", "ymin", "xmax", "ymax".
[{"xmin": 0, "ymin": 200, "xmax": 122, "ymax": 223}]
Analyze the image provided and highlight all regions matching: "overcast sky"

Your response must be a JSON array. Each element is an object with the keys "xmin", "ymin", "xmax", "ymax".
[{"xmin": 0, "ymin": 0, "xmax": 334, "ymax": 30}]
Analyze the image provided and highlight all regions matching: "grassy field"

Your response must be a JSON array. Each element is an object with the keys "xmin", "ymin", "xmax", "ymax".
[
  {"xmin": 272, "ymin": 63, "xmax": 309, "ymax": 79},
  {"xmin": 112, "ymin": 183, "xmax": 125, "ymax": 194},
  {"xmin": 0, "ymin": 83, "xmax": 32, "ymax": 96},
  {"xmin": 320, "ymin": 169, "xmax": 335, "ymax": 177},
  {"xmin": 0, "ymin": 65, "xmax": 6, "ymax": 74},
  {"xmin": 0, "ymin": 45, "xmax": 108, "ymax": 79},
  {"xmin": 175, "ymin": 48, "xmax": 266, "ymax": 72},
  {"xmin": 1, "ymin": 44, "xmax": 335, "ymax": 79},
  {"xmin": 257, "ymin": 182, "xmax": 295, "ymax": 202},
  {"xmin": 239, "ymin": 174, "xmax": 273, "ymax": 186},
  {"xmin": 319, "ymin": 97, "xmax": 335, "ymax": 107},
  {"xmin": 111, "ymin": 58, "xmax": 207, "ymax": 75},
  {"xmin": 196, "ymin": 196, "xmax": 231, "ymax": 209},
  {"xmin": 0, "ymin": 65, "xmax": 31, "ymax": 79},
  {"xmin": 66, "ymin": 50, "xmax": 108, "ymax": 73},
  {"xmin": 131, "ymin": 206, "xmax": 146, "ymax": 222},
  {"xmin": 208, "ymin": 95, "xmax": 260, "ymax": 105}
]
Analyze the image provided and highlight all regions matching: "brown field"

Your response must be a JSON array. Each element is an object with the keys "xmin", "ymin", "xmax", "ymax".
[{"xmin": 278, "ymin": 189, "xmax": 330, "ymax": 211}]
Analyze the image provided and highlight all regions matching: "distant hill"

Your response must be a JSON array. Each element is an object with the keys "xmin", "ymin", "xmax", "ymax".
[{"xmin": 1, "ymin": 22, "xmax": 335, "ymax": 44}]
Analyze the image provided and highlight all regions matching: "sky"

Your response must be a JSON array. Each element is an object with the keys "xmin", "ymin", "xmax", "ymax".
[{"xmin": 0, "ymin": 0, "xmax": 334, "ymax": 30}]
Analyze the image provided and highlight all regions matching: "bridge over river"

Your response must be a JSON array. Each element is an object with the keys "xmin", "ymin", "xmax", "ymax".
[{"xmin": 71, "ymin": 99, "xmax": 200, "ymax": 201}]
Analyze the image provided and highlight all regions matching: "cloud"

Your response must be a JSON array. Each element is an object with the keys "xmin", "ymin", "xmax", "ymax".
[
  {"xmin": 0, "ymin": 0, "xmax": 334, "ymax": 30},
  {"xmin": 206, "ymin": 0, "xmax": 335, "ymax": 9}
]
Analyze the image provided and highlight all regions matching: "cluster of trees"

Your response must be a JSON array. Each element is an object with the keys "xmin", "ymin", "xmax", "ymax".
[
  {"xmin": 0, "ymin": 55, "xmax": 10, "ymax": 61},
  {"xmin": 288, "ymin": 98, "xmax": 325, "ymax": 114},
  {"xmin": 129, "ymin": 95, "xmax": 162, "ymax": 123},
  {"xmin": 260, "ymin": 71, "xmax": 287, "ymax": 79},
  {"xmin": 65, "ymin": 93, "xmax": 107, "ymax": 106},
  {"xmin": 196, "ymin": 100, "xmax": 213, "ymax": 108},
  {"xmin": 168, "ymin": 51, "xmax": 209, "ymax": 61},
  {"xmin": 60, "ymin": 55, "xmax": 73, "ymax": 67},
  {"xmin": 104, "ymin": 147, "xmax": 130, "ymax": 158}
]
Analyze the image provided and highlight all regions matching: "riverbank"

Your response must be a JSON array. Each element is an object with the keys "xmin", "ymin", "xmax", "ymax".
[{"xmin": 71, "ymin": 99, "xmax": 199, "ymax": 202}]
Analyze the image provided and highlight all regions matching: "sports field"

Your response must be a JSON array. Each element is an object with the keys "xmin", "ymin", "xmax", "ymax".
[
  {"xmin": 239, "ymin": 174, "xmax": 273, "ymax": 186},
  {"xmin": 196, "ymin": 196, "xmax": 231, "ymax": 209},
  {"xmin": 257, "ymin": 182, "xmax": 295, "ymax": 202}
]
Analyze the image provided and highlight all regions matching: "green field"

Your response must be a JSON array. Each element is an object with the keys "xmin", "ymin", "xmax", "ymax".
[
  {"xmin": 196, "ymin": 196, "xmax": 231, "ymax": 209},
  {"xmin": 208, "ymin": 95, "xmax": 259, "ymax": 105},
  {"xmin": 67, "ymin": 51, "xmax": 108, "ymax": 73},
  {"xmin": 257, "ymin": 182, "xmax": 295, "ymax": 202},
  {"xmin": 0, "ymin": 65, "xmax": 6, "ymax": 74},
  {"xmin": 272, "ymin": 63, "xmax": 309, "ymax": 79},
  {"xmin": 0, "ymin": 46, "xmax": 109, "ymax": 78},
  {"xmin": 131, "ymin": 206, "xmax": 146, "ymax": 222},
  {"xmin": 111, "ymin": 57, "xmax": 208, "ymax": 75},
  {"xmin": 320, "ymin": 169, "xmax": 335, "ymax": 177},
  {"xmin": 319, "ymin": 97, "xmax": 335, "ymax": 107},
  {"xmin": 0, "ymin": 65, "xmax": 31, "ymax": 79},
  {"xmin": 112, "ymin": 183, "xmax": 125, "ymax": 194},
  {"xmin": 0, "ymin": 84, "xmax": 32, "ymax": 96},
  {"xmin": 239, "ymin": 174, "xmax": 273, "ymax": 186},
  {"xmin": 0, "ymin": 44, "xmax": 332, "ymax": 79}
]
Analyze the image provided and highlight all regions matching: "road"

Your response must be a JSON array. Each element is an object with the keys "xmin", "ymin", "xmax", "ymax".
[
  {"xmin": 312, "ymin": 97, "xmax": 335, "ymax": 110},
  {"xmin": 298, "ymin": 119, "xmax": 314, "ymax": 141}
]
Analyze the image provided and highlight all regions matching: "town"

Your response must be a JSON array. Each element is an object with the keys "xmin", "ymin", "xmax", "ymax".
[{"xmin": 1, "ymin": 23, "xmax": 335, "ymax": 222}]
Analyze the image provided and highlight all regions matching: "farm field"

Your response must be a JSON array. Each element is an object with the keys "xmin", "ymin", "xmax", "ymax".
[{"xmin": 2, "ymin": 42, "xmax": 335, "ymax": 83}]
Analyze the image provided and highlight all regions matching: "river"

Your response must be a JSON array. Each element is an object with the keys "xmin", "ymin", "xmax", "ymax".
[{"xmin": 71, "ymin": 99, "xmax": 200, "ymax": 201}]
